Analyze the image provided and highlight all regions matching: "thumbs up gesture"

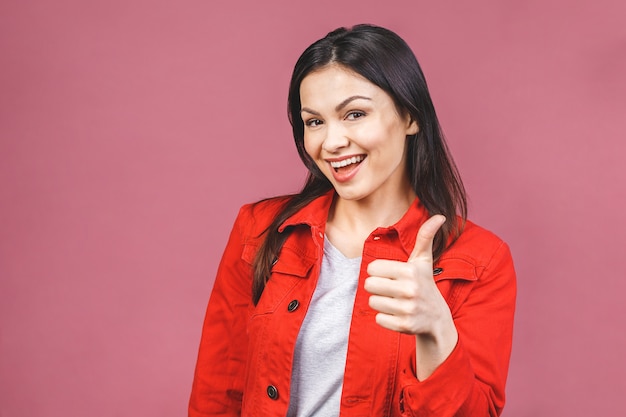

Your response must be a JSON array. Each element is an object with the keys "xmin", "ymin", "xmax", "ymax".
[{"xmin": 364, "ymin": 215, "xmax": 458, "ymax": 379}]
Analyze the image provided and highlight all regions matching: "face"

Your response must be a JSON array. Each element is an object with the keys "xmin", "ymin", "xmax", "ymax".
[{"xmin": 299, "ymin": 65, "xmax": 418, "ymax": 204}]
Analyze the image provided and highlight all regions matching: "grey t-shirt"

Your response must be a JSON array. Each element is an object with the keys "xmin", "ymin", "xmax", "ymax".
[{"xmin": 287, "ymin": 236, "xmax": 361, "ymax": 416}]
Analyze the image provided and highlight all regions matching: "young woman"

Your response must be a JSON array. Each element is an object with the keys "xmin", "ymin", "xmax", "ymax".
[{"xmin": 189, "ymin": 24, "xmax": 516, "ymax": 417}]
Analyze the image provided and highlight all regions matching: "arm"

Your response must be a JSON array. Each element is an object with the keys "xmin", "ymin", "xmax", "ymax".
[
  {"xmin": 366, "ymin": 215, "xmax": 461, "ymax": 381},
  {"xmin": 398, "ymin": 241, "xmax": 517, "ymax": 416},
  {"xmin": 365, "ymin": 216, "xmax": 516, "ymax": 416},
  {"xmin": 188, "ymin": 206, "xmax": 254, "ymax": 417}
]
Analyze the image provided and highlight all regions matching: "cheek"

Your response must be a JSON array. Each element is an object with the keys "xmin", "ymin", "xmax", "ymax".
[
  {"xmin": 303, "ymin": 134, "xmax": 319, "ymax": 159},
  {"xmin": 302, "ymin": 136, "xmax": 328, "ymax": 176}
]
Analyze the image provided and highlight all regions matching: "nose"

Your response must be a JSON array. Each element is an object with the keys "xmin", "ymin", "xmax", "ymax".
[{"xmin": 322, "ymin": 122, "xmax": 349, "ymax": 153}]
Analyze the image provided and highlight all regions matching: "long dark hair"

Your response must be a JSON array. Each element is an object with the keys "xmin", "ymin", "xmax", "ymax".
[{"xmin": 252, "ymin": 24, "xmax": 467, "ymax": 305}]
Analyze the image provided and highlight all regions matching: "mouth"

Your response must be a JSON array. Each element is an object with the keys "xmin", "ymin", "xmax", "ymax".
[{"xmin": 329, "ymin": 155, "xmax": 366, "ymax": 173}]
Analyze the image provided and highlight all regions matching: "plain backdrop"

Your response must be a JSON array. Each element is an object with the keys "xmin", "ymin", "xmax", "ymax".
[{"xmin": 1, "ymin": 0, "xmax": 625, "ymax": 416}]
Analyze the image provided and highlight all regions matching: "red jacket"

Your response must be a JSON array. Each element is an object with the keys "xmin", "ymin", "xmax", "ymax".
[{"xmin": 189, "ymin": 191, "xmax": 516, "ymax": 416}]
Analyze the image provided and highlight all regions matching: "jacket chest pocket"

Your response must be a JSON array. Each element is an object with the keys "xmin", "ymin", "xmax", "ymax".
[
  {"xmin": 242, "ymin": 242, "xmax": 316, "ymax": 316},
  {"xmin": 434, "ymin": 257, "xmax": 478, "ymax": 315}
]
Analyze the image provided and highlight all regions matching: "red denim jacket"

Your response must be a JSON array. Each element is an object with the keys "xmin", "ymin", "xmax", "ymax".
[{"xmin": 189, "ymin": 191, "xmax": 516, "ymax": 416}]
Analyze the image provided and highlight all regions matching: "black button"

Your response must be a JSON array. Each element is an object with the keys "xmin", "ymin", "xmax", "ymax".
[
  {"xmin": 433, "ymin": 267, "xmax": 443, "ymax": 276},
  {"xmin": 287, "ymin": 300, "xmax": 300, "ymax": 312},
  {"xmin": 267, "ymin": 385, "xmax": 278, "ymax": 400}
]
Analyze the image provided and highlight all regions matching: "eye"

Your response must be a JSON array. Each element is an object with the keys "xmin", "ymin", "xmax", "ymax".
[
  {"xmin": 346, "ymin": 111, "xmax": 365, "ymax": 121},
  {"xmin": 305, "ymin": 118, "xmax": 323, "ymax": 127}
]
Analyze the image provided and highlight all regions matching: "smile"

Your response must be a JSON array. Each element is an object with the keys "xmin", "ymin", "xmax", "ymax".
[{"xmin": 329, "ymin": 155, "xmax": 365, "ymax": 171}]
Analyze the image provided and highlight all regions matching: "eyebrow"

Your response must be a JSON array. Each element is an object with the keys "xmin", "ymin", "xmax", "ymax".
[{"xmin": 301, "ymin": 95, "xmax": 372, "ymax": 116}]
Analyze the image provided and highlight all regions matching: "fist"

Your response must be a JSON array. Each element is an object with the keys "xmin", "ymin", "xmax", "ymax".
[{"xmin": 364, "ymin": 215, "xmax": 452, "ymax": 336}]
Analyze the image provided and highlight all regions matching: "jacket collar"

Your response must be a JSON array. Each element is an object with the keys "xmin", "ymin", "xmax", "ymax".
[
  {"xmin": 382, "ymin": 196, "xmax": 429, "ymax": 257},
  {"xmin": 278, "ymin": 190, "xmax": 430, "ymax": 256},
  {"xmin": 278, "ymin": 190, "xmax": 335, "ymax": 233}
]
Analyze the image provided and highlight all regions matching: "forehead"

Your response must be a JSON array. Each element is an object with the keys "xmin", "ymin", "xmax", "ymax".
[{"xmin": 299, "ymin": 64, "xmax": 387, "ymax": 107}]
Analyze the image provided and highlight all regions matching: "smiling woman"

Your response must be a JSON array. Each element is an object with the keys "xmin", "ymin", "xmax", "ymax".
[{"xmin": 189, "ymin": 24, "xmax": 516, "ymax": 417}]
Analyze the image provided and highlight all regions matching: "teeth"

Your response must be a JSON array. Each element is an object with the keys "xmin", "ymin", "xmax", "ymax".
[{"xmin": 330, "ymin": 155, "xmax": 363, "ymax": 169}]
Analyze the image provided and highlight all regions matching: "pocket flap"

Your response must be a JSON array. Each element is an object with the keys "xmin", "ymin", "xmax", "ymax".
[
  {"xmin": 241, "ymin": 242, "xmax": 315, "ymax": 278},
  {"xmin": 434, "ymin": 257, "xmax": 479, "ymax": 313},
  {"xmin": 272, "ymin": 244, "xmax": 316, "ymax": 278},
  {"xmin": 241, "ymin": 242, "xmax": 259, "ymax": 265},
  {"xmin": 434, "ymin": 257, "xmax": 478, "ymax": 282}
]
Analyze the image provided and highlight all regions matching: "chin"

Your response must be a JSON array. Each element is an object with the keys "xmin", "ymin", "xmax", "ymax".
[{"xmin": 333, "ymin": 188, "xmax": 368, "ymax": 202}]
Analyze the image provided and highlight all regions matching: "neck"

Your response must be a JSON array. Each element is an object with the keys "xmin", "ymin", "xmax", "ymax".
[
  {"xmin": 329, "ymin": 187, "xmax": 417, "ymax": 235},
  {"xmin": 324, "ymin": 186, "xmax": 416, "ymax": 259}
]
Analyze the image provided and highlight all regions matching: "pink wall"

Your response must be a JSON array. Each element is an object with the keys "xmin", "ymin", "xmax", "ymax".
[{"xmin": 1, "ymin": 0, "xmax": 625, "ymax": 415}]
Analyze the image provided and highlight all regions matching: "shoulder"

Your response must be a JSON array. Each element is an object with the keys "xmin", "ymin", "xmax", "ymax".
[
  {"xmin": 234, "ymin": 195, "xmax": 293, "ymax": 240},
  {"xmin": 442, "ymin": 218, "xmax": 513, "ymax": 271}
]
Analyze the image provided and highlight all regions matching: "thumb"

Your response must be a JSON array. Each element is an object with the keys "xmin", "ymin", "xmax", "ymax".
[{"xmin": 408, "ymin": 214, "xmax": 446, "ymax": 263}]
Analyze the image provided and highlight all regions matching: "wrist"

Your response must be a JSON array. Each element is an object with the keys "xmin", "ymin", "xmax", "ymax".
[{"xmin": 414, "ymin": 316, "xmax": 458, "ymax": 380}]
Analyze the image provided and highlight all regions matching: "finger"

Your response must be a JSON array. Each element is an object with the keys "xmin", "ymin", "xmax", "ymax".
[
  {"xmin": 374, "ymin": 313, "xmax": 414, "ymax": 334},
  {"xmin": 408, "ymin": 214, "xmax": 446, "ymax": 262},
  {"xmin": 368, "ymin": 294, "xmax": 407, "ymax": 315},
  {"xmin": 364, "ymin": 276, "xmax": 418, "ymax": 299},
  {"xmin": 366, "ymin": 259, "xmax": 413, "ymax": 280}
]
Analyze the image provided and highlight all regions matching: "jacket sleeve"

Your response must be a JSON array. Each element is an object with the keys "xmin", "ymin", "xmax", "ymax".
[
  {"xmin": 398, "ymin": 241, "xmax": 517, "ymax": 417},
  {"xmin": 188, "ymin": 205, "xmax": 254, "ymax": 417}
]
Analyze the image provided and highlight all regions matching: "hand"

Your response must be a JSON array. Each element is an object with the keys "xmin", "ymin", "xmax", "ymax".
[
  {"xmin": 364, "ymin": 215, "xmax": 458, "ymax": 378},
  {"xmin": 364, "ymin": 215, "xmax": 450, "ymax": 334}
]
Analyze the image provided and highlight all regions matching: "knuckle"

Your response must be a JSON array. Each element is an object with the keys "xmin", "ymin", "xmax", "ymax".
[
  {"xmin": 398, "ymin": 318, "xmax": 414, "ymax": 334},
  {"xmin": 405, "ymin": 263, "xmax": 420, "ymax": 276},
  {"xmin": 400, "ymin": 282, "xmax": 419, "ymax": 299},
  {"xmin": 396, "ymin": 300, "xmax": 414, "ymax": 316},
  {"xmin": 406, "ymin": 305, "xmax": 420, "ymax": 317}
]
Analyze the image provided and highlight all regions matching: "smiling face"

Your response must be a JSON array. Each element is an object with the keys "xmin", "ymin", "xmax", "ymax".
[{"xmin": 300, "ymin": 64, "xmax": 418, "ymax": 205}]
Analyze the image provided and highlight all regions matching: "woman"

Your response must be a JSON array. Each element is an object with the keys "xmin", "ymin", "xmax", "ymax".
[{"xmin": 189, "ymin": 24, "xmax": 516, "ymax": 417}]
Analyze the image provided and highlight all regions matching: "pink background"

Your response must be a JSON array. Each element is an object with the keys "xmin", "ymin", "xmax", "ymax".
[{"xmin": 1, "ymin": 0, "xmax": 625, "ymax": 415}]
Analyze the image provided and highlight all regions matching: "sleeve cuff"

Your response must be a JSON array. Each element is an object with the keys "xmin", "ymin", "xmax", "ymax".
[{"xmin": 399, "ymin": 338, "xmax": 475, "ymax": 415}]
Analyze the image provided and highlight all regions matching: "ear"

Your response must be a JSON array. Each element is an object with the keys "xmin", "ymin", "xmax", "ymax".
[{"xmin": 406, "ymin": 117, "xmax": 419, "ymax": 136}]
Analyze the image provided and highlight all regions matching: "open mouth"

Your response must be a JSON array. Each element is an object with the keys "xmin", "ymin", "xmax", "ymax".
[{"xmin": 329, "ymin": 155, "xmax": 365, "ymax": 173}]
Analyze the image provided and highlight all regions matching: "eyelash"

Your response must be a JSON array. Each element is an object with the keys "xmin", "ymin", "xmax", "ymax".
[
  {"xmin": 304, "ymin": 111, "xmax": 366, "ymax": 127},
  {"xmin": 346, "ymin": 111, "xmax": 365, "ymax": 120},
  {"xmin": 305, "ymin": 119, "xmax": 323, "ymax": 127}
]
